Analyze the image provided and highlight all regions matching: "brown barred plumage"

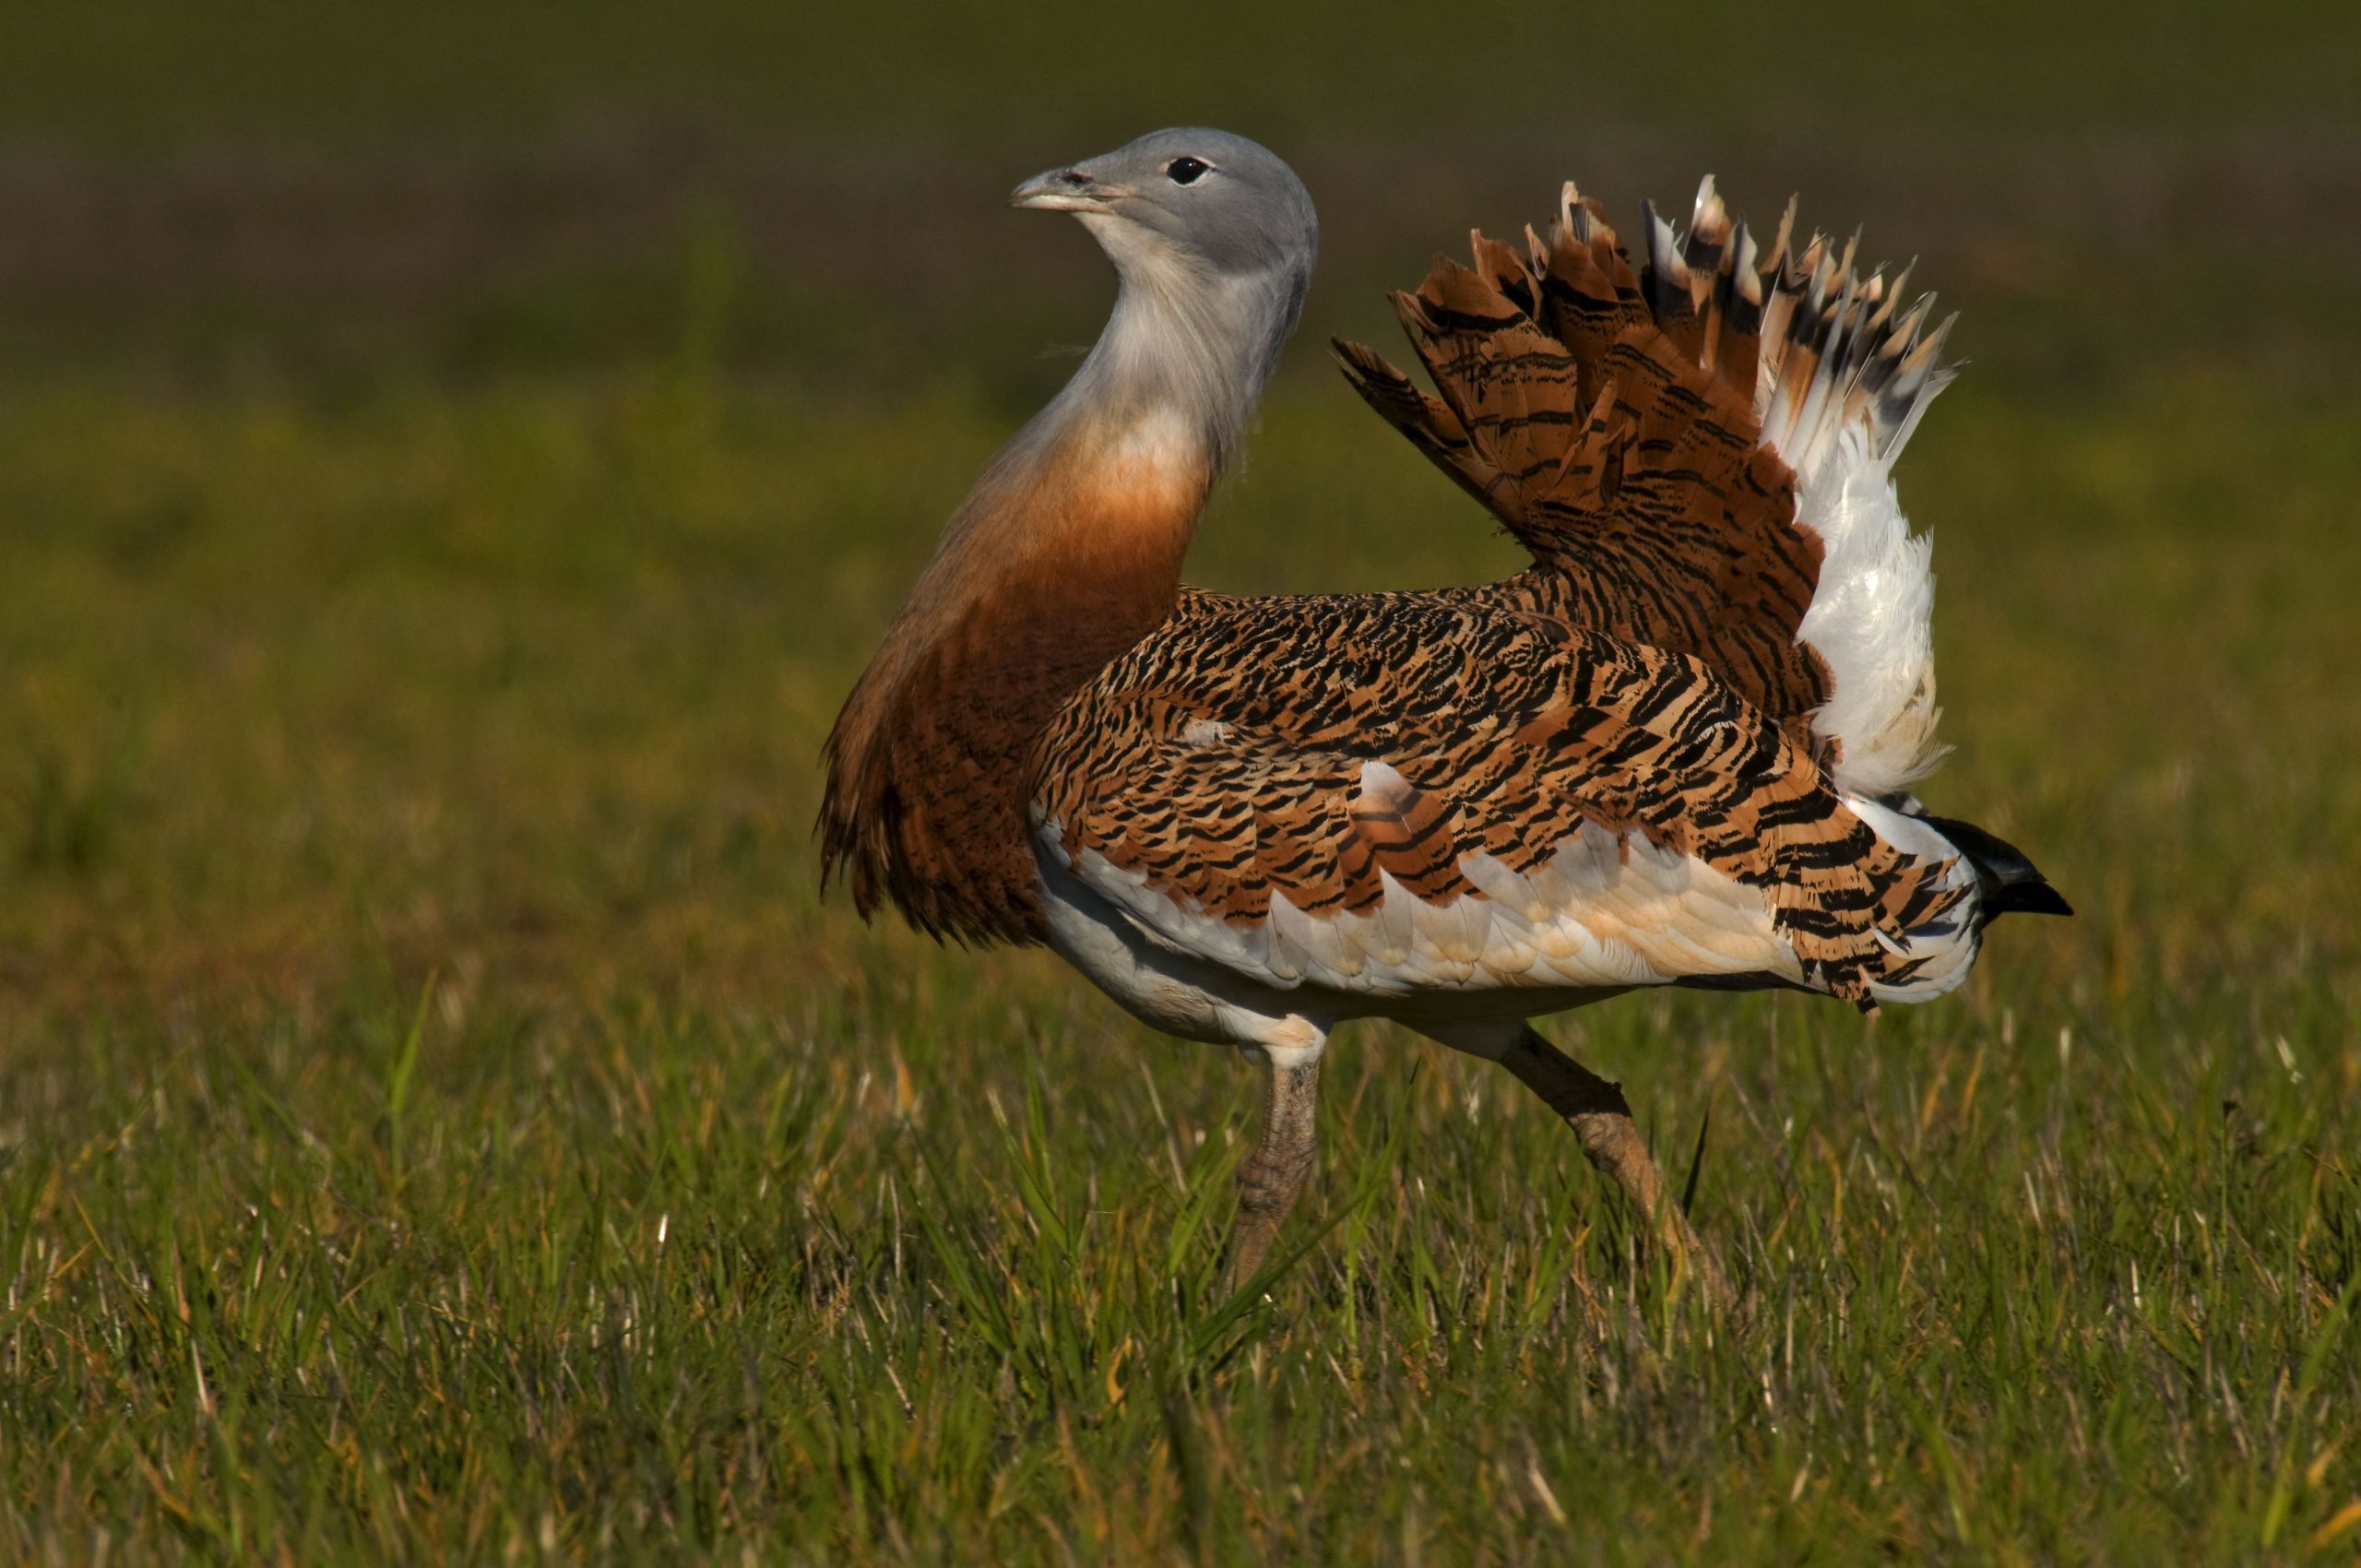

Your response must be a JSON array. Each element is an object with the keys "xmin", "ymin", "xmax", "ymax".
[
  {"xmin": 1034, "ymin": 582, "xmax": 1961, "ymax": 1007},
  {"xmin": 1333, "ymin": 185, "xmax": 1836, "ymax": 742}
]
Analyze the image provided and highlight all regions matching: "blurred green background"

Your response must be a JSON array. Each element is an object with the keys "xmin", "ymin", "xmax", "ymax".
[{"xmin": 3, "ymin": 4, "xmax": 2358, "ymax": 1562}]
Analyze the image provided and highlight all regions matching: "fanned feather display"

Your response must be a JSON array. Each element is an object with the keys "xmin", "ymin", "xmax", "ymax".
[{"xmin": 1334, "ymin": 177, "xmax": 1956, "ymax": 795}]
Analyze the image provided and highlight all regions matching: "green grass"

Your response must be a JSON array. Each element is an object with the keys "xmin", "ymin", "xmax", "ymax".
[{"xmin": 2, "ymin": 332, "xmax": 2358, "ymax": 1562}]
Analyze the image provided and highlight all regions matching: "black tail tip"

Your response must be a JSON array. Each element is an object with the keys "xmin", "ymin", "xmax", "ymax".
[
  {"xmin": 1994, "ymin": 879, "xmax": 2075, "ymax": 920},
  {"xmin": 1918, "ymin": 814, "xmax": 2072, "ymax": 925}
]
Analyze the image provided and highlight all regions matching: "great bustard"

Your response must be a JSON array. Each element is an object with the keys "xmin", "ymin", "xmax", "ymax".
[{"xmin": 821, "ymin": 128, "xmax": 2067, "ymax": 1305}]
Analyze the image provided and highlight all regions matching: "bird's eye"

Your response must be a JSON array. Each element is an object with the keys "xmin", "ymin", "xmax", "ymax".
[{"xmin": 1166, "ymin": 156, "xmax": 1211, "ymax": 186}]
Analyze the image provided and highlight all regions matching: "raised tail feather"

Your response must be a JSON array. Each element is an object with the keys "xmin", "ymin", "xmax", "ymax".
[{"xmin": 1335, "ymin": 176, "xmax": 1957, "ymax": 798}]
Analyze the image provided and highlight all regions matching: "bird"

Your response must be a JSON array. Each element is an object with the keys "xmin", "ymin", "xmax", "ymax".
[{"xmin": 820, "ymin": 127, "xmax": 2069, "ymax": 1306}]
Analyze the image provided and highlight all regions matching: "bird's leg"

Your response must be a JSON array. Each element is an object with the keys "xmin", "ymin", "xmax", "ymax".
[
  {"xmin": 1499, "ymin": 1027, "xmax": 1734, "ymax": 1311},
  {"xmin": 1220, "ymin": 1056, "xmax": 1322, "ymax": 1295}
]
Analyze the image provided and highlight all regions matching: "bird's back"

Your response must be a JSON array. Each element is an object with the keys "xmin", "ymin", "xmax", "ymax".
[{"xmin": 1033, "ymin": 577, "xmax": 1970, "ymax": 1016}]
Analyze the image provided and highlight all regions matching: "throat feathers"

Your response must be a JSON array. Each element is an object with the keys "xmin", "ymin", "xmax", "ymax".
[{"xmin": 819, "ymin": 133, "xmax": 1317, "ymax": 944}]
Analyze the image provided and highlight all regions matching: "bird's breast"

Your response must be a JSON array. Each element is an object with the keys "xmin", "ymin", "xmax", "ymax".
[{"xmin": 1062, "ymin": 407, "xmax": 1207, "ymax": 530}]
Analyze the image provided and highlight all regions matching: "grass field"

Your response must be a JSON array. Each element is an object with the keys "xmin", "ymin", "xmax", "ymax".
[{"xmin": 5, "ymin": 6, "xmax": 2361, "ymax": 1562}]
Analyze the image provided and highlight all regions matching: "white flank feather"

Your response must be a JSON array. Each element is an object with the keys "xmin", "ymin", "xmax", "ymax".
[
  {"xmin": 1038, "ymin": 817, "xmax": 1802, "ymax": 1008},
  {"xmin": 1714, "ymin": 180, "xmax": 1959, "ymax": 798},
  {"xmin": 1789, "ymin": 422, "xmax": 1945, "ymax": 797}
]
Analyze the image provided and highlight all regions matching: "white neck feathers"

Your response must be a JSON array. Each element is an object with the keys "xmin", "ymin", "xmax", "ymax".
[{"xmin": 1034, "ymin": 220, "xmax": 1307, "ymax": 482}]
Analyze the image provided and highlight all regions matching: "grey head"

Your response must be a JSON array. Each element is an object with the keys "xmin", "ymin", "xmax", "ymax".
[
  {"xmin": 1009, "ymin": 129, "xmax": 1317, "ymax": 462},
  {"xmin": 1011, "ymin": 127, "xmax": 1317, "ymax": 284}
]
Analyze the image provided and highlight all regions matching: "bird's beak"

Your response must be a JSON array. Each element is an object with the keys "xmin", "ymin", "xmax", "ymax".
[{"xmin": 1010, "ymin": 166, "xmax": 1125, "ymax": 213}]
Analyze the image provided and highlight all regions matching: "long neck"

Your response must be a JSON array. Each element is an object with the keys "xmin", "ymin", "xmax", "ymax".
[
  {"xmin": 1049, "ymin": 224, "xmax": 1301, "ymax": 476},
  {"xmin": 822, "ymin": 255, "xmax": 1299, "ymax": 944}
]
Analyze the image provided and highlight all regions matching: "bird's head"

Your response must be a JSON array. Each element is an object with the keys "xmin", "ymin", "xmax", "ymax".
[{"xmin": 1011, "ymin": 127, "xmax": 1316, "ymax": 295}]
